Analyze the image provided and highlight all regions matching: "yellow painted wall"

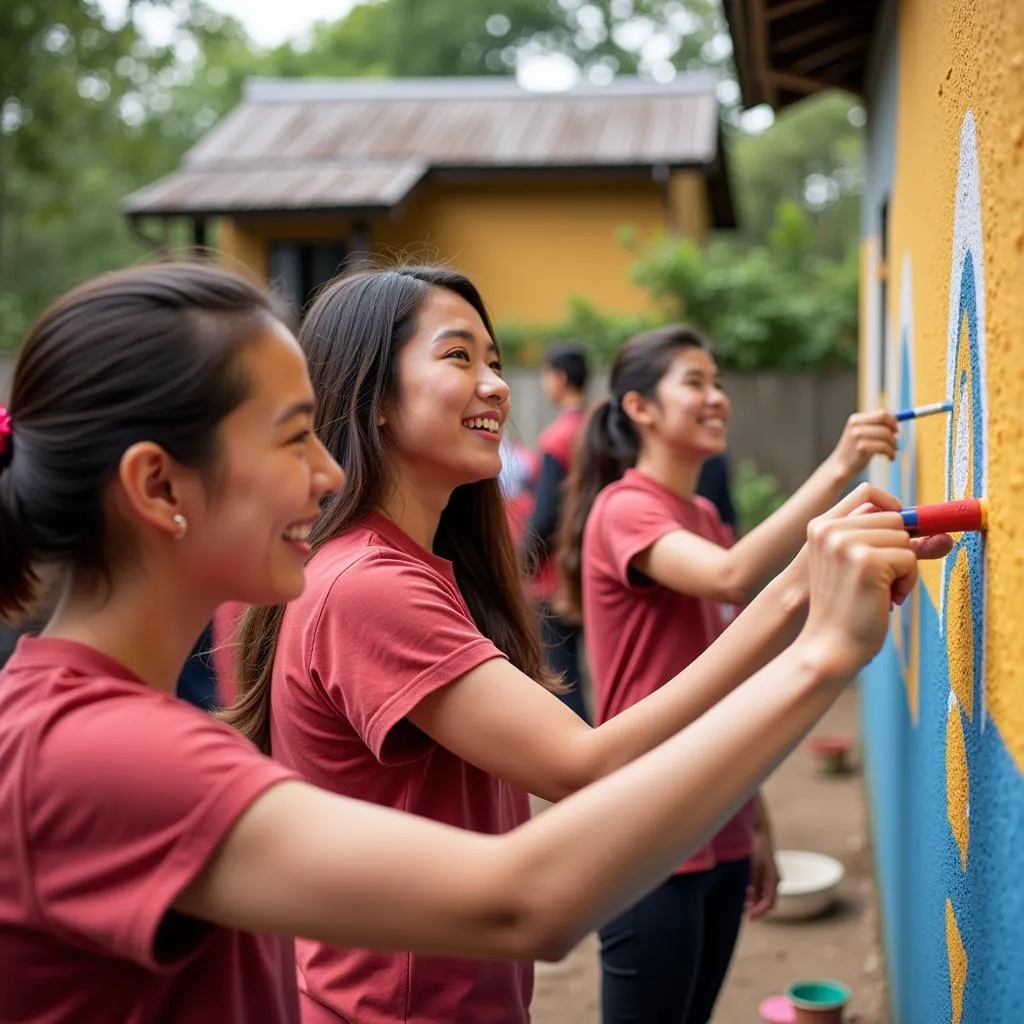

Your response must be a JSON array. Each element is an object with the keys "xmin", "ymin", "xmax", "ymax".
[
  {"xmin": 884, "ymin": 0, "xmax": 1024, "ymax": 760},
  {"xmin": 214, "ymin": 173, "xmax": 711, "ymax": 326},
  {"xmin": 859, "ymin": 3, "xmax": 1024, "ymax": 1020},
  {"xmin": 217, "ymin": 219, "xmax": 267, "ymax": 281}
]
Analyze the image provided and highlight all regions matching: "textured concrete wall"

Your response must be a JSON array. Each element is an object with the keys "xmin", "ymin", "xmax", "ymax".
[{"xmin": 860, "ymin": 1, "xmax": 1024, "ymax": 1021}]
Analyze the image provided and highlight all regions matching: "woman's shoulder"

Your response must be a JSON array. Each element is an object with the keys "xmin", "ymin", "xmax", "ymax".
[{"xmin": 592, "ymin": 472, "xmax": 673, "ymax": 521}]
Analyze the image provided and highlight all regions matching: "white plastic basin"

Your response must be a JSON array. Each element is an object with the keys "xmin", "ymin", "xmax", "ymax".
[{"xmin": 769, "ymin": 849, "xmax": 845, "ymax": 921}]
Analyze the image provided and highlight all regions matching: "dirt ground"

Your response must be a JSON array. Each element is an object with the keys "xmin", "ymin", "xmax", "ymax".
[{"xmin": 530, "ymin": 683, "xmax": 890, "ymax": 1024}]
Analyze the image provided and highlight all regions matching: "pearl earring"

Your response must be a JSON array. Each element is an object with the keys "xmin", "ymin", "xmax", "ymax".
[{"xmin": 172, "ymin": 513, "xmax": 188, "ymax": 539}]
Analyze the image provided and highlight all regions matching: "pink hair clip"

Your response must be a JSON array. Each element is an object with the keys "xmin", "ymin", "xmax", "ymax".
[{"xmin": 0, "ymin": 405, "xmax": 12, "ymax": 459}]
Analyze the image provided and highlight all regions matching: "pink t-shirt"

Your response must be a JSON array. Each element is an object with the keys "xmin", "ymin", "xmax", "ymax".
[
  {"xmin": 582, "ymin": 469, "xmax": 755, "ymax": 873},
  {"xmin": 0, "ymin": 636, "xmax": 300, "ymax": 1024},
  {"xmin": 270, "ymin": 512, "xmax": 532, "ymax": 1024},
  {"xmin": 212, "ymin": 601, "xmax": 246, "ymax": 707}
]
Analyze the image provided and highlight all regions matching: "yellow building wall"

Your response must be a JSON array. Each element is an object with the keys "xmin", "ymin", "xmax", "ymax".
[
  {"xmin": 214, "ymin": 173, "xmax": 712, "ymax": 326},
  {"xmin": 884, "ymin": 0, "xmax": 1024, "ymax": 760},
  {"xmin": 217, "ymin": 219, "xmax": 267, "ymax": 281},
  {"xmin": 858, "ymin": 2, "xmax": 1024, "ymax": 1021}
]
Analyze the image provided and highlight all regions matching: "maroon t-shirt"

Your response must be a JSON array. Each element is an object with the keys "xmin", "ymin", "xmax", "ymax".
[
  {"xmin": 270, "ymin": 512, "xmax": 532, "ymax": 1024},
  {"xmin": 582, "ymin": 469, "xmax": 756, "ymax": 872},
  {"xmin": 0, "ymin": 637, "xmax": 300, "ymax": 1023}
]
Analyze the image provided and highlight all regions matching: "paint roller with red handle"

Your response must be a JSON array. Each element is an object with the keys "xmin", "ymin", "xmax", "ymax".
[{"xmin": 899, "ymin": 498, "xmax": 989, "ymax": 537}]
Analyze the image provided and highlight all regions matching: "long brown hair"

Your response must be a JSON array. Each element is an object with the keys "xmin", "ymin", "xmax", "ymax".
[
  {"xmin": 557, "ymin": 324, "xmax": 710, "ymax": 622},
  {"xmin": 221, "ymin": 266, "xmax": 557, "ymax": 754}
]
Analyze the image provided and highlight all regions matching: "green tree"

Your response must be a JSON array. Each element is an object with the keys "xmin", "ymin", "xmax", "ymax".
[
  {"xmin": 0, "ymin": 0, "xmax": 866, "ymax": 360},
  {"xmin": 628, "ymin": 199, "xmax": 858, "ymax": 370},
  {"xmin": 729, "ymin": 90, "xmax": 864, "ymax": 260},
  {"xmin": 267, "ymin": 0, "xmax": 727, "ymax": 83},
  {"xmin": 0, "ymin": 0, "xmax": 270, "ymax": 348}
]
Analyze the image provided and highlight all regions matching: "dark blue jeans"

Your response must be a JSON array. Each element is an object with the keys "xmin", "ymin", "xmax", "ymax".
[{"xmin": 599, "ymin": 858, "xmax": 751, "ymax": 1024}]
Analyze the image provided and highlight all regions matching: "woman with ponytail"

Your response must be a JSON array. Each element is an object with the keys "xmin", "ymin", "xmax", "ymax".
[
  {"xmin": 558, "ymin": 325, "xmax": 904, "ymax": 1024},
  {"xmin": 220, "ymin": 266, "xmax": 950, "ymax": 1024},
  {"xmin": 0, "ymin": 262, "xmax": 948, "ymax": 1024}
]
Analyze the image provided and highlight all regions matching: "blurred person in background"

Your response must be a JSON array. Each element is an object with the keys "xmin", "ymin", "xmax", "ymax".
[{"xmin": 523, "ymin": 342, "xmax": 591, "ymax": 721}]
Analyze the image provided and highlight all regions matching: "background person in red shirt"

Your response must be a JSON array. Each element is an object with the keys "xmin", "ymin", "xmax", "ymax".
[
  {"xmin": 522, "ymin": 341, "xmax": 590, "ymax": 720},
  {"xmin": 499, "ymin": 436, "xmax": 539, "ymax": 545},
  {"xmin": 558, "ymin": 324, "xmax": 902, "ymax": 1024},
  {"xmin": 225, "ymin": 266, "xmax": 950, "ymax": 1024},
  {"xmin": 0, "ymin": 262, "xmax": 945, "ymax": 1024}
]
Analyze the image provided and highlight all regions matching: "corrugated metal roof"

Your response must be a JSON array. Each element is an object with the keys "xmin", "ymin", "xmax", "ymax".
[
  {"xmin": 123, "ymin": 74, "xmax": 727, "ymax": 217},
  {"xmin": 123, "ymin": 159, "xmax": 426, "ymax": 216}
]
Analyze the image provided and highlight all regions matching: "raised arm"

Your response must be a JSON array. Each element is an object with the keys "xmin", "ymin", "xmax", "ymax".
[
  {"xmin": 407, "ymin": 484, "xmax": 951, "ymax": 802},
  {"xmin": 633, "ymin": 411, "xmax": 900, "ymax": 605},
  {"xmin": 177, "ymin": 509, "xmax": 919, "ymax": 961}
]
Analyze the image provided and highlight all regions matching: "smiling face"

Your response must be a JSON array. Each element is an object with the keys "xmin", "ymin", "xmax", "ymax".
[
  {"xmin": 177, "ymin": 321, "xmax": 343, "ymax": 606},
  {"xmin": 383, "ymin": 286, "xmax": 510, "ymax": 496},
  {"xmin": 628, "ymin": 346, "xmax": 730, "ymax": 461}
]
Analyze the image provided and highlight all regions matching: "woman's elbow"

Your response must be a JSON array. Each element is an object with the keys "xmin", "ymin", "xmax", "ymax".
[
  {"xmin": 540, "ymin": 742, "xmax": 606, "ymax": 802},
  {"xmin": 498, "ymin": 893, "xmax": 583, "ymax": 963},
  {"xmin": 715, "ymin": 566, "xmax": 752, "ymax": 606},
  {"xmin": 483, "ymin": 836, "xmax": 592, "ymax": 962}
]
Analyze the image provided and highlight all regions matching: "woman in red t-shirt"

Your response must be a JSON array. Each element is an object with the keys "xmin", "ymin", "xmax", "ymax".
[
  {"xmin": 557, "ymin": 324, "xmax": 902, "ymax": 1024},
  {"xmin": 224, "ymin": 266, "xmax": 950, "ymax": 1024},
  {"xmin": 0, "ymin": 262, "xmax": 946, "ymax": 1024}
]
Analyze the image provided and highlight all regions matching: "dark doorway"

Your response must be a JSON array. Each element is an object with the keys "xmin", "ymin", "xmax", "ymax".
[{"xmin": 268, "ymin": 241, "xmax": 349, "ymax": 313}]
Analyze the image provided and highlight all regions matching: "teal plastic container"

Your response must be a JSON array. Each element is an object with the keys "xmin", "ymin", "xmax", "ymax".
[{"xmin": 786, "ymin": 980, "xmax": 851, "ymax": 1022}]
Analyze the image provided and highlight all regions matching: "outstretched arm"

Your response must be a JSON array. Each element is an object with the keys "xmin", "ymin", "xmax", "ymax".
[
  {"xmin": 634, "ymin": 412, "xmax": 900, "ymax": 605},
  {"xmin": 177, "ymin": 511, "xmax": 927, "ymax": 961},
  {"xmin": 406, "ymin": 485, "xmax": 951, "ymax": 803}
]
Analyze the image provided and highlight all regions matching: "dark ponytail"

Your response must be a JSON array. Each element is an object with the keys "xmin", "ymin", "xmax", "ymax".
[
  {"xmin": 0, "ymin": 262, "xmax": 285, "ymax": 623},
  {"xmin": 0, "ymin": 460, "xmax": 38, "ymax": 619},
  {"xmin": 556, "ymin": 324, "xmax": 711, "ymax": 621}
]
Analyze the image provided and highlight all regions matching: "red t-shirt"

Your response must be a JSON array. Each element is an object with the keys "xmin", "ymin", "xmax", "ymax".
[
  {"xmin": 212, "ymin": 601, "xmax": 246, "ymax": 708},
  {"xmin": 531, "ymin": 408, "xmax": 585, "ymax": 602},
  {"xmin": 582, "ymin": 469, "xmax": 755, "ymax": 873},
  {"xmin": 270, "ymin": 512, "xmax": 532, "ymax": 1024},
  {"xmin": 0, "ymin": 637, "xmax": 300, "ymax": 1024}
]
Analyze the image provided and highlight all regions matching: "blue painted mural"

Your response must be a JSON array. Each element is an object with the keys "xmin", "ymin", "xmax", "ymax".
[{"xmin": 862, "ymin": 111, "xmax": 1024, "ymax": 1024}]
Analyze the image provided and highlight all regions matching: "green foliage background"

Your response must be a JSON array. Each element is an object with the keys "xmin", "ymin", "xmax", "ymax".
[{"xmin": 0, "ymin": 0, "xmax": 865, "ymax": 364}]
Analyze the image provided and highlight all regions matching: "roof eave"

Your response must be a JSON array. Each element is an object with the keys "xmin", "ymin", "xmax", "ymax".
[
  {"xmin": 121, "ymin": 159, "xmax": 733, "ymax": 220},
  {"xmin": 123, "ymin": 202, "xmax": 401, "ymax": 220},
  {"xmin": 724, "ymin": 0, "xmax": 878, "ymax": 111}
]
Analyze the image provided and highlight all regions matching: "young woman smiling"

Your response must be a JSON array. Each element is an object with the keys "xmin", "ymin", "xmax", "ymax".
[
  {"xmin": 224, "ymin": 266, "xmax": 949, "ymax": 1024},
  {"xmin": 557, "ymin": 324, "xmax": 902, "ymax": 1023}
]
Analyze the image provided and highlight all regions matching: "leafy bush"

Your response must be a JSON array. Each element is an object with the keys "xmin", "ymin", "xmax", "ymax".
[
  {"xmin": 733, "ymin": 458, "xmax": 787, "ymax": 536},
  {"xmin": 630, "ymin": 226, "xmax": 858, "ymax": 370},
  {"xmin": 497, "ymin": 297, "xmax": 656, "ymax": 367},
  {"xmin": 496, "ymin": 202, "xmax": 859, "ymax": 371}
]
